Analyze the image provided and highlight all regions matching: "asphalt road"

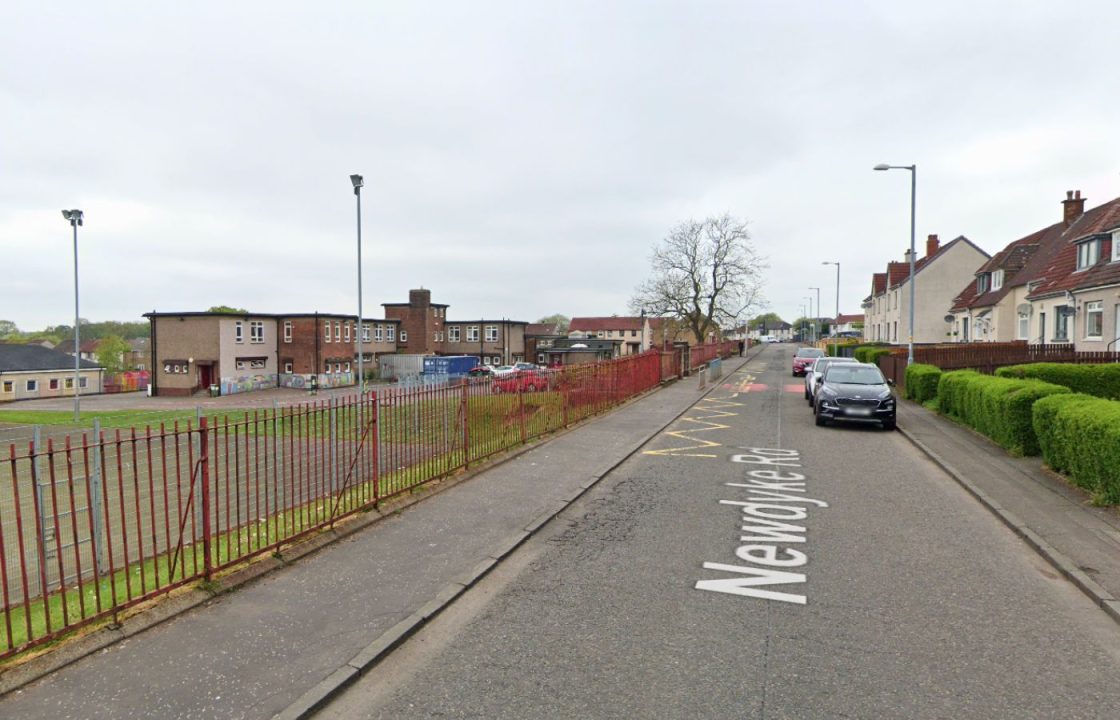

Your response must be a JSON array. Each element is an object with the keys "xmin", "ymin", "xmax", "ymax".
[{"xmin": 320, "ymin": 345, "xmax": 1120, "ymax": 719}]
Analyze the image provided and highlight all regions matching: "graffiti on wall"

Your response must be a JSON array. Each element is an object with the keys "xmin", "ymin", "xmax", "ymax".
[
  {"xmin": 220, "ymin": 374, "xmax": 278, "ymax": 395},
  {"xmin": 278, "ymin": 373, "xmax": 354, "ymax": 390}
]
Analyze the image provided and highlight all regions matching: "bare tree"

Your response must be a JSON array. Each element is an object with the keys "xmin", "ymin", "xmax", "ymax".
[{"xmin": 630, "ymin": 214, "xmax": 766, "ymax": 344}]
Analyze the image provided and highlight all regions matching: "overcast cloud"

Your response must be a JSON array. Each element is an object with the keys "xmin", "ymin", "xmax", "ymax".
[{"xmin": 3, "ymin": 1, "xmax": 1119, "ymax": 331}]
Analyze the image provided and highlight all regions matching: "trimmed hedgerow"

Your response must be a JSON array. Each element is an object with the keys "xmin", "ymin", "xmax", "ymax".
[
  {"xmin": 1033, "ymin": 393, "xmax": 1120, "ymax": 505},
  {"xmin": 996, "ymin": 363, "xmax": 1120, "ymax": 401},
  {"xmin": 936, "ymin": 370, "xmax": 1069, "ymax": 456},
  {"xmin": 904, "ymin": 363, "xmax": 942, "ymax": 404},
  {"xmin": 854, "ymin": 347, "xmax": 893, "ymax": 365}
]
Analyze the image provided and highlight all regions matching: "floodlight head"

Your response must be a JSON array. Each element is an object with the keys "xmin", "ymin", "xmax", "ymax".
[
  {"xmin": 873, "ymin": 163, "xmax": 891, "ymax": 171},
  {"xmin": 350, "ymin": 174, "xmax": 364, "ymax": 194},
  {"xmin": 62, "ymin": 209, "xmax": 84, "ymax": 226}
]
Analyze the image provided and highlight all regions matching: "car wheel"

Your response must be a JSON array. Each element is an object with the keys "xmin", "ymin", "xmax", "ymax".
[{"xmin": 815, "ymin": 408, "xmax": 827, "ymax": 426}]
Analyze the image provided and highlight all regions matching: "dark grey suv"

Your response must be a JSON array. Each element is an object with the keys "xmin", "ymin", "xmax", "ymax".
[{"xmin": 813, "ymin": 362, "xmax": 896, "ymax": 431}]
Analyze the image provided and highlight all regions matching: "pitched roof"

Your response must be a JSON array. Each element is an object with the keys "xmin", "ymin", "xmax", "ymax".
[
  {"xmin": 1027, "ymin": 195, "xmax": 1120, "ymax": 299},
  {"xmin": 0, "ymin": 344, "xmax": 102, "ymax": 372},
  {"xmin": 569, "ymin": 316, "xmax": 645, "ymax": 332},
  {"xmin": 872, "ymin": 273, "xmax": 887, "ymax": 295},
  {"xmin": 884, "ymin": 236, "xmax": 988, "ymax": 291},
  {"xmin": 524, "ymin": 322, "xmax": 562, "ymax": 336},
  {"xmin": 834, "ymin": 313, "xmax": 864, "ymax": 324},
  {"xmin": 55, "ymin": 338, "xmax": 99, "ymax": 354}
]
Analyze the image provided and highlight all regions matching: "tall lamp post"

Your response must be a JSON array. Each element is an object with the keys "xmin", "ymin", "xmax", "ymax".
[
  {"xmin": 822, "ymin": 261, "xmax": 840, "ymax": 336},
  {"xmin": 805, "ymin": 296, "xmax": 814, "ymax": 343},
  {"xmin": 809, "ymin": 287, "xmax": 821, "ymax": 343},
  {"xmin": 874, "ymin": 163, "xmax": 917, "ymax": 365},
  {"xmin": 61, "ymin": 209, "xmax": 83, "ymax": 422},
  {"xmin": 350, "ymin": 174, "xmax": 365, "ymax": 395}
]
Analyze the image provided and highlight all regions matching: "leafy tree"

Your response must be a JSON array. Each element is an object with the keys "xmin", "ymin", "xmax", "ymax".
[
  {"xmin": 749, "ymin": 312, "xmax": 784, "ymax": 330},
  {"xmin": 536, "ymin": 314, "xmax": 570, "ymax": 333},
  {"xmin": 630, "ymin": 214, "xmax": 766, "ymax": 345},
  {"xmin": 0, "ymin": 320, "xmax": 18, "ymax": 340},
  {"xmin": 208, "ymin": 305, "xmax": 249, "ymax": 314},
  {"xmin": 95, "ymin": 335, "xmax": 130, "ymax": 374}
]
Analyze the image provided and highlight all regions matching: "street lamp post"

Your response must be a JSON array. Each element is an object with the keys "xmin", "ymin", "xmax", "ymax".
[
  {"xmin": 350, "ymin": 174, "xmax": 365, "ymax": 397},
  {"xmin": 809, "ymin": 287, "xmax": 821, "ymax": 344},
  {"xmin": 61, "ymin": 209, "xmax": 83, "ymax": 422},
  {"xmin": 805, "ymin": 296, "xmax": 814, "ymax": 343},
  {"xmin": 822, "ymin": 261, "xmax": 840, "ymax": 335},
  {"xmin": 874, "ymin": 163, "xmax": 917, "ymax": 365}
]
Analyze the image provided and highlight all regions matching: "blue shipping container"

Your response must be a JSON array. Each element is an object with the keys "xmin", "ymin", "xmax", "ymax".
[{"xmin": 422, "ymin": 355, "xmax": 479, "ymax": 375}]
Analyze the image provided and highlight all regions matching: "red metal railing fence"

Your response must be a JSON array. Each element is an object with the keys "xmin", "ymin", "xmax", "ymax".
[
  {"xmin": 875, "ymin": 342, "xmax": 1120, "ymax": 388},
  {"xmin": 0, "ymin": 345, "xmax": 736, "ymax": 659}
]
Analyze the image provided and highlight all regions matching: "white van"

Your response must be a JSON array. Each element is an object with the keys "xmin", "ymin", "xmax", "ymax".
[{"xmin": 763, "ymin": 335, "xmax": 779, "ymax": 343}]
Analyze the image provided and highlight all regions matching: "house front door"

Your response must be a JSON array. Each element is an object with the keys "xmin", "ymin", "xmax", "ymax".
[{"xmin": 199, "ymin": 364, "xmax": 213, "ymax": 391}]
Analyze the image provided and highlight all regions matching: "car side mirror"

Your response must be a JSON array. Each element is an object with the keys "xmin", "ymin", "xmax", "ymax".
[
  {"xmin": 887, "ymin": 378, "xmax": 895, "ymax": 386},
  {"xmin": 815, "ymin": 377, "xmax": 823, "ymax": 385}
]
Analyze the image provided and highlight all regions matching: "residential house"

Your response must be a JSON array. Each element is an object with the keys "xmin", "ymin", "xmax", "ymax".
[
  {"xmin": 126, "ymin": 337, "xmax": 151, "ymax": 371},
  {"xmin": 863, "ymin": 235, "xmax": 990, "ymax": 345},
  {"xmin": 0, "ymin": 343, "xmax": 103, "ymax": 402},
  {"xmin": 55, "ymin": 338, "xmax": 99, "ymax": 362},
  {"xmin": 1025, "ymin": 191, "xmax": 1120, "ymax": 349},
  {"xmin": 830, "ymin": 314, "xmax": 864, "ymax": 336},
  {"xmin": 948, "ymin": 197, "xmax": 1073, "ymax": 343},
  {"xmin": 748, "ymin": 320, "xmax": 793, "ymax": 342},
  {"xmin": 568, "ymin": 316, "xmax": 652, "ymax": 355}
]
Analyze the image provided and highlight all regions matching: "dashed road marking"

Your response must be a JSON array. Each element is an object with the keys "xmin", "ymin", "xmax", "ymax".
[{"xmin": 644, "ymin": 395, "xmax": 743, "ymax": 458}]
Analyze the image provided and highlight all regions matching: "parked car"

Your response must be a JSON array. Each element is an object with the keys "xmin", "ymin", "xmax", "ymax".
[
  {"xmin": 491, "ymin": 365, "xmax": 517, "ymax": 377},
  {"xmin": 467, "ymin": 366, "xmax": 494, "ymax": 377},
  {"xmin": 804, "ymin": 356, "xmax": 860, "ymax": 403},
  {"xmin": 513, "ymin": 362, "xmax": 541, "ymax": 371},
  {"xmin": 813, "ymin": 362, "xmax": 896, "ymax": 430},
  {"xmin": 492, "ymin": 368, "xmax": 553, "ymax": 394},
  {"xmin": 791, "ymin": 347, "xmax": 825, "ymax": 376}
]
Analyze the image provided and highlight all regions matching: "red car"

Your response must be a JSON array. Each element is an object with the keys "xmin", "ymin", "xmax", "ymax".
[
  {"xmin": 492, "ymin": 369, "xmax": 553, "ymax": 393},
  {"xmin": 791, "ymin": 348, "xmax": 825, "ymax": 376}
]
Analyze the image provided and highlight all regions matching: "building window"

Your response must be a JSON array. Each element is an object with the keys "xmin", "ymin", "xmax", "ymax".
[
  {"xmin": 1017, "ymin": 313, "xmax": 1029, "ymax": 340},
  {"xmin": 345, "ymin": 362, "xmax": 351, "ymax": 373},
  {"xmin": 79, "ymin": 377, "xmax": 87, "ymax": 388},
  {"xmin": 1085, "ymin": 301, "xmax": 1103, "ymax": 339},
  {"xmin": 1113, "ymin": 230, "xmax": 1120, "ymax": 262},
  {"xmin": 235, "ymin": 321, "xmax": 244, "ymax": 343},
  {"xmin": 65, "ymin": 378, "xmax": 74, "ymax": 389},
  {"xmin": 334, "ymin": 321, "xmax": 341, "ymax": 342},
  {"xmin": 284, "ymin": 362, "xmax": 293, "ymax": 373},
  {"xmin": 250, "ymin": 320, "xmax": 264, "ymax": 343},
  {"xmin": 325, "ymin": 363, "xmax": 332, "ymax": 374},
  {"xmin": 493, "ymin": 355, "xmax": 501, "ymax": 365},
  {"xmin": 335, "ymin": 363, "xmax": 342, "ymax": 374},
  {"xmin": 448, "ymin": 326, "xmax": 460, "ymax": 342},
  {"xmin": 344, "ymin": 322, "xmax": 351, "ymax": 342},
  {"xmin": 538, "ymin": 354, "xmax": 546, "ymax": 363},
  {"xmin": 49, "ymin": 378, "xmax": 59, "ymax": 389},
  {"xmin": 374, "ymin": 325, "xmax": 383, "ymax": 342},
  {"xmin": 467, "ymin": 326, "xmax": 479, "ymax": 342},
  {"xmin": 26, "ymin": 379, "xmax": 38, "ymax": 392},
  {"xmin": 362, "ymin": 324, "xmax": 370, "ymax": 342},
  {"xmin": 991, "ymin": 269, "xmax": 1004, "ymax": 291},
  {"xmin": 1076, "ymin": 240, "xmax": 1100, "ymax": 270},
  {"xmin": 284, "ymin": 321, "xmax": 293, "ymax": 342},
  {"xmin": 485, "ymin": 325, "xmax": 498, "ymax": 342},
  {"xmin": 2, "ymin": 381, "xmax": 12, "ymax": 393},
  {"xmin": 976, "ymin": 274, "xmax": 990, "ymax": 295},
  {"xmin": 324, "ymin": 322, "xmax": 332, "ymax": 343},
  {"xmin": 400, "ymin": 330, "xmax": 408, "ymax": 342},
  {"xmin": 387, "ymin": 326, "xmax": 395, "ymax": 342}
]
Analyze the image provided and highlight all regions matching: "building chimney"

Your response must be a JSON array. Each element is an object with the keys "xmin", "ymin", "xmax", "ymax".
[
  {"xmin": 903, "ymin": 248, "xmax": 913, "ymax": 264},
  {"xmin": 925, "ymin": 233, "xmax": 939, "ymax": 258},
  {"xmin": 409, "ymin": 288, "xmax": 431, "ymax": 308},
  {"xmin": 1062, "ymin": 190, "xmax": 1086, "ymax": 228}
]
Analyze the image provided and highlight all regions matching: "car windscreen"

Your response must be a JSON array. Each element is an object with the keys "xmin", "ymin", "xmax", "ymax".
[
  {"xmin": 823, "ymin": 366, "xmax": 886, "ymax": 385},
  {"xmin": 795, "ymin": 348, "xmax": 825, "ymax": 358},
  {"xmin": 812, "ymin": 357, "xmax": 854, "ymax": 371}
]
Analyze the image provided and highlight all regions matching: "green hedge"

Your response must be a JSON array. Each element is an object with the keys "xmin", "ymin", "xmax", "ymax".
[
  {"xmin": 996, "ymin": 363, "xmax": 1120, "ymax": 400},
  {"xmin": 904, "ymin": 363, "xmax": 942, "ymax": 403},
  {"xmin": 1032, "ymin": 393, "xmax": 1120, "ymax": 504},
  {"xmin": 854, "ymin": 347, "xmax": 892, "ymax": 364},
  {"xmin": 936, "ymin": 370, "xmax": 1070, "ymax": 456},
  {"xmin": 826, "ymin": 342, "xmax": 859, "ymax": 358}
]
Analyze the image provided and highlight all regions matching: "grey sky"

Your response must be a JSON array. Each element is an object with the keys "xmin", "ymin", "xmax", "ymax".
[{"xmin": 3, "ymin": 1, "xmax": 1119, "ymax": 332}]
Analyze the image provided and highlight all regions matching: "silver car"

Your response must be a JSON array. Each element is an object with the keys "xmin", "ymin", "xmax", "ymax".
[{"xmin": 805, "ymin": 356, "xmax": 860, "ymax": 405}]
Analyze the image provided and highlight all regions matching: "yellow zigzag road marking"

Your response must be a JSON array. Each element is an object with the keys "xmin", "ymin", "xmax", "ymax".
[{"xmin": 643, "ymin": 396, "xmax": 743, "ymax": 458}]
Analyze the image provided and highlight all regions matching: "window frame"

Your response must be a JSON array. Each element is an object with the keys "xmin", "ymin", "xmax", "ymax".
[
  {"xmin": 324, "ymin": 321, "xmax": 332, "ymax": 343},
  {"xmin": 467, "ymin": 326, "xmax": 480, "ymax": 342},
  {"xmin": 991, "ymin": 269, "xmax": 1004, "ymax": 291},
  {"xmin": 284, "ymin": 321, "xmax": 293, "ymax": 342},
  {"xmin": 400, "ymin": 330, "xmax": 408, "ymax": 342},
  {"xmin": 26, "ymin": 379, "xmax": 38, "ymax": 392},
  {"xmin": 448, "ymin": 326, "xmax": 460, "ymax": 343},
  {"xmin": 1112, "ymin": 229, "xmax": 1120, "ymax": 262},
  {"xmin": 1076, "ymin": 239, "xmax": 1100, "ymax": 270},
  {"xmin": 387, "ymin": 326, "xmax": 395, "ymax": 342},
  {"xmin": 235, "ymin": 321, "xmax": 244, "ymax": 343},
  {"xmin": 485, "ymin": 325, "xmax": 498, "ymax": 342},
  {"xmin": 1085, "ymin": 300, "xmax": 1103, "ymax": 339},
  {"xmin": 250, "ymin": 320, "xmax": 264, "ymax": 344},
  {"xmin": 374, "ymin": 325, "xmax": 384, "ymax": 342},
  {"xmin": 1017, "ymin": 312, "xmax": 1029, "ymax": 340}
]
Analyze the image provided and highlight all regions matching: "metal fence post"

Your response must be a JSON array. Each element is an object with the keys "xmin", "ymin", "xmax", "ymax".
[
  {"xmin": 31, "ymin": 426, "xmax": 44, "ymax": 597},
  {"xmin": 198, "ymin": 416, "xmax": 213, "ymax": 581},
  {"xmin": 90, "ymin": 418, "xmax": 106, "ymax": 576},
  {"xmin": 273, "ymin": 399, "xmax": 284, "ymax": 518},
  {"xmin": 329, "ymin": 398, "xmax": 337, "ymax": 496}
]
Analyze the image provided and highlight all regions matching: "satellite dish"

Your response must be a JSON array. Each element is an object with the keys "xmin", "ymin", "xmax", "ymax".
[
  {"xmin": 943, "ymin": 314, "xmax": 955, "ymax": 323},
  {"xmin": 1016, "ymin": 303, "xmax": 1032, "ymax": 315}
]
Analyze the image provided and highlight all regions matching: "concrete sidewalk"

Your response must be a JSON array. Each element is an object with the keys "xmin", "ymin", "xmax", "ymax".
[
  {"xmin": 898, "ymin": 400, "xmax": 1120, "ymax": 623},
  {"xmin": 0, "ymin": 356, "xmax": 753, "ymax": 720}
]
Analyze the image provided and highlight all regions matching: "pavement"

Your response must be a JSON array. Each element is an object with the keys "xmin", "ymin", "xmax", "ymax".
[{"xmin": 1, "ymin": 348, "xmax": 1119, "ymax": 718}]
